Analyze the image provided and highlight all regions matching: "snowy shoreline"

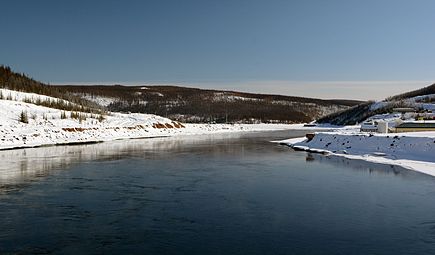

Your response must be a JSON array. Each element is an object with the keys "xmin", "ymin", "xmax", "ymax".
[
  {"xmin": 278, "ymin": 131, "xmax": 435, "ymax": 177},
  {"xmin": 0, "ymin": 122, "xmax": 302, "ymax": 151},
  {"xmin": 0, "ymin": 88, "xmax": 309, "ymax": 151}
]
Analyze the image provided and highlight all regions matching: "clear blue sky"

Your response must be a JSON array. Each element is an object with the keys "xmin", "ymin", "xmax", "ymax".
[{"xmin": 1, "ymin": 0, "xmax": 435, "ymax": 100}]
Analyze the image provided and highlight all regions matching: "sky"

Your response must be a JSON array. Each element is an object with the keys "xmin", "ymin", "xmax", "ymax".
[{"xmin": 1, "ymin": 0, "xmax": 435, "ymax": 100}]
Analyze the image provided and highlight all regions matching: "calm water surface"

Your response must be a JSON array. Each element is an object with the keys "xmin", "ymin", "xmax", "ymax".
[{"xmin": 1, "ymin": 130, "xmax": 435, "ymax": 254}]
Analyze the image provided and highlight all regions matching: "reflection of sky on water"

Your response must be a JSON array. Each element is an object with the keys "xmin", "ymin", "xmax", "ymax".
[
  {"xmin": 1, "ymin": 130, "xmax": 435, "ymax": 254},
  {"xmin": 0, "ymin": 130, "xmax": 428, "ymax": 190},
  {"xmin": 305, "ymin": 152, "xmax": 433, "ymax": 180}
]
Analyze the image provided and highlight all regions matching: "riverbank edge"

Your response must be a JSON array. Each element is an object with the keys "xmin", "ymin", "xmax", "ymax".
[
  {"xmin": 276, "ymin": 133, "xmax": 435, "ymax": 177},
  {"xmin": 0, "ymin": 124, "xmax": 300, "ymax": 151}
]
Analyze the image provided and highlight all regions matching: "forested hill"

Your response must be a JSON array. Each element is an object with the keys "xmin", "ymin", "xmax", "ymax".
[
  {"xmin": 0, "ymin": 65, "xmax": 362, "ymax": 123},
  {"xmin": 317, "ymin": 83, "xmax": 435, "ymax": 125},
  {"xmin": 0, "ymin": 65, "xmax": 99, "ymax": 110},
  {"xmin": 54, "ymin": 84, "xmax": 362, "ymax": 123}
]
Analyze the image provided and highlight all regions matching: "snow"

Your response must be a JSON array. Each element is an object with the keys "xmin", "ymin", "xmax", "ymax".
[
  {"xmin": 0, "ymin": 89, "xmax": 300, "ymax": 150},
  {"xmin": 364, "ymin": 113, "xmax": 404, "ymax": 128},
  {"xmin": 153, "ymin": 92, "xmax": 164, "ymax": 97},
  {"xmin": 368, "ymin": 113, "xmax": 402, "ymax": 121},
  {"xmin": 421, "ymin": 103, "xmax": 435, "ymax": 111},
  {"xmin": 278, "ymin": 131, "xmax": 435, "ymax": 177},
  {"xmin": 409, "ymin": 93, "xmax": 435, "ymax": 103},
  {"xmin": 369, "ymin": 94, "xmax": 435, "ymax": 113},
  {"xmin": 1, "ymin": 88, "xmax": 71, "ymax": 105},
  {"xmin": 79, "ymin": 94, "xmax": 117, "ymax": 107},
  {"xmin": 369, "ymin": 101, "xmax": 388, "ymax": 111},
  {"xmin": 212, "ymin": 93, "xmax": 260, "ymax": 102}
]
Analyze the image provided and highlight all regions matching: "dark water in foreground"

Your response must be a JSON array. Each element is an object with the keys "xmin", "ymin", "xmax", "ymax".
[{"xmin": 1, "ymin": 130, "xmax": 435, "ymax": 255}]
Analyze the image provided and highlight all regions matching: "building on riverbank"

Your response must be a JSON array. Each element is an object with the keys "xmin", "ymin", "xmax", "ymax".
[{"xmin": 394, "ymin": 122, "xmax": 435, "ymax": 133}]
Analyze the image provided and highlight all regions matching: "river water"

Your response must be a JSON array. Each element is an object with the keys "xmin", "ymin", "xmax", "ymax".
[{"xmin": 1, "ymin": 130, "xmax": 435, "ymax": 254}]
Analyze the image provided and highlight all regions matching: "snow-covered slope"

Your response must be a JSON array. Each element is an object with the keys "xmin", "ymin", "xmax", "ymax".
[
  {"xmin": 317, "ymin": 88, "xmax": 435, "ymax": 126},
  {"xmin": 279, "ymin": 131, "xmax": 435, "ymax": 177},
  {"xmin": 281, "ymin": 83, "xmax": 435, "ymax": 177},
  {"xmin": 0, "ymin": 89, "xmax": 298, "ymax": 150},
  {"xmin": 78, "ymin": 94, "xmax": 117, "ymax": 107},
  {"xmin": 55, "ymin": 84, "xmax": 360, "ymax": 124},
  {"xmin": 0, "ymin": 88, "xmax": 71, "ymax": 105}
]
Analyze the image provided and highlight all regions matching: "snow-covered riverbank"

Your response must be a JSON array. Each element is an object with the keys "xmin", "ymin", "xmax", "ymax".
[
  {"xmin": 0, "ymin": 88, "xmax": 304, "ymax": 150},
  {"xmin": 278, "ymin": 131, "xmax": 435, "ymax": 177},
  {"xmin": 0, "ymin": 121, "xmax": 300, "ymax": 150}
]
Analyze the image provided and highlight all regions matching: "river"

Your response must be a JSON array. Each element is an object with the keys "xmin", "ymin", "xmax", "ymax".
[{"xmin": 1, "ymin": 130, "xmax": 435, "ymax": 254}]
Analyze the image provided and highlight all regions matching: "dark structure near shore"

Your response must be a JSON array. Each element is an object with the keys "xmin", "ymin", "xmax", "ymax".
[{"xmin": 394, "ymin": 122, "xmax": 435, "ymax": 132}]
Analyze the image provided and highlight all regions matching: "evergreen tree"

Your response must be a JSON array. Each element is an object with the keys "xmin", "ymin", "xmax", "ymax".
[{"xmin": 19, "ymin": 111, "xmax": 29, "ymax": 123}]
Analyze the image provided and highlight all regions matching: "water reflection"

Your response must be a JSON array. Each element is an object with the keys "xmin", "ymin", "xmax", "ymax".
[
  {"xmin": 0, "ymin": 131, "xmax": 300, "ymax": 187},
  {"xmin": 1, "ymin": 130, "xmax": 435, "ymax": 254},
  {"xmin": 0, "ymin": 134, "xmax": 241, "ymax": 185},
  {"xmin": 0, "ymin": 130, "xmax": 428, "ymax": 192},
  {"xmin": 303, "ymin": 152, "xmax": 431, "ymax": 180}
]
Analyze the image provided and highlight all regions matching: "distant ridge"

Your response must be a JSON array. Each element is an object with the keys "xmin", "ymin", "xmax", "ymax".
[
  {"xmin": 387, "ymin": 83, "xmax": 435, "ymax": 101},
  {"xmin": 54, "ymin": 84, "xmax": 362, "ymax": 123}
]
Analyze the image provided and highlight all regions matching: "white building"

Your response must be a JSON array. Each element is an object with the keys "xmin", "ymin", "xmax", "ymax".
[{"xmin": 360, "ymin": 120, "xmax": 378, "ymax": 132}]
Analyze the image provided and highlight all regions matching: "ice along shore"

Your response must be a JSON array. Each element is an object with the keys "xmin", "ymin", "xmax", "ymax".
[{"xmin": 278, "ymin": 131, "xmax": 435, "ymax": 177}]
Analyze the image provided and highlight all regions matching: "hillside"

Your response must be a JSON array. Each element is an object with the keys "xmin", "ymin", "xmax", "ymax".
[
  {"xmin": 0, "ymin": 87, "xmax": 302, "ymax": 150},
  {"xmin": 1, "ymin": 65, "xmax": 361, "ymax": 124},
  {"xmin": 0, "ymin": 65, "xmax": 101, "ymax": 112},
  {"xmin": 0, "ymin": 66, "xmax": 310, "ymax": 150},
  {"xmin": 317, "ymin": 83, "xmax": 435, "ymax": 125},
  {"xmin": 54, "ymin": 84, "xmax": 361, "ymax": 123},
  {"xmin": 387, "ymin": 83, "xmax": 435, "ymax": 101}
]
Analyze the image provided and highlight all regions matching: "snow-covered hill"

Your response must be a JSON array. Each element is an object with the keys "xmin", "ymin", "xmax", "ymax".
[
  {"xmin": 55, "ymin": 84, "xmax": 360, "ymax": 123},
  {"xmin": 278, "ymin": 84, "xmax": 435, "ymax": 177},
  {"xmin": 317, "ymin": 83, "xmax": 435, "ymax": 125},
  {"xmin": 0, "ymin": 88, "xmax": 298, "ymax": 150}
]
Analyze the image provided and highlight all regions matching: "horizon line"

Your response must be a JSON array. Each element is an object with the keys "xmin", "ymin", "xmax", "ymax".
[{"xmin": 50, "ymin": 80, "xmax": 434, "ymax": 101}]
